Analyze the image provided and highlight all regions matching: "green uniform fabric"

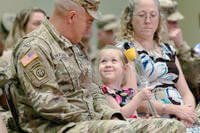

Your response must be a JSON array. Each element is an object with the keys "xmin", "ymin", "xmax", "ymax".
[
  {"xmin": 0, "ymin": 59, "xmax": 13, "ymax": 131},
  {"xmin": 128, "ymin": 118, "xmax": 186, "ymax": 133}
]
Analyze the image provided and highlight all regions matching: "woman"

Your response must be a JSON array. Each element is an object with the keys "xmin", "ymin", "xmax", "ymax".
[
  {"xmin": 5, "ymin": 7, "xmax": 46, "ymax": 48},
  {"xmin": 118, "ymin": 0, "xmax": 198, "ymax": 127},
  {"xmin": 2, "ymin": 7, "xmax": 46, "ymax": 65}
]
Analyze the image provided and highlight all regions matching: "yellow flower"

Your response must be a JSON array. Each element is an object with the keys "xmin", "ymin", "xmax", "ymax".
[{"xmin": 124, "ymin": 47, "xmax": 137, "ymax": 61}]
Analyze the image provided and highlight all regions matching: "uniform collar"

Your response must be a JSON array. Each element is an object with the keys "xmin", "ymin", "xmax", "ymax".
[{"xmin": 43, "ymin": 18, "xmax": 73, "ymax": 49}]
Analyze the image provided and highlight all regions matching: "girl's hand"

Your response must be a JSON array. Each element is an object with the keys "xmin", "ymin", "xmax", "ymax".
[{"xmin": 138, "ymin": 87, "xmax": 152, "ymax": 101}]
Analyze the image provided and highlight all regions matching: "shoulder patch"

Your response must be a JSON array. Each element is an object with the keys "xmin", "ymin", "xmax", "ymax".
[
  {"xmin": 22, "ymin": 52, "xmax": 49, "ymax": 87},
  {"xmin": 21, "ymin": 51, "xmax": 38, "ymax": 67},
  {"xmin": 24, "ymin": 58, "xmax": 49, "ymax": 87}
]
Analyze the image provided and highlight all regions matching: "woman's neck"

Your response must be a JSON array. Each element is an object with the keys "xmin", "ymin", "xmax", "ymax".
[{"xmin": 134, "ymin": 35, "xmax": 155, "ymax": 50}]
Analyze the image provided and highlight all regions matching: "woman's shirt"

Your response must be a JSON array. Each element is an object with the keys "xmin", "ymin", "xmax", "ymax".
[{"xmin": 117, "ymin": 41, "xmax": 184, "ymax": 105}]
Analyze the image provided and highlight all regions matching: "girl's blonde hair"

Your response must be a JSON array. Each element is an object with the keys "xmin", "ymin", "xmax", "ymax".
[
  {"xmin": 5, "ymin": 7, "xmax": 46, "ymax": 50},
  {"xmin": 119, "ymin": 0, "xmax": 168, "ymax": 43},
  {"xmin": 97, "ymin": 45, "xmax": 129, "ymax": 86},
  {"xmin": 98, "ymin": 45, "xmax": 128, "ymax": 65}
]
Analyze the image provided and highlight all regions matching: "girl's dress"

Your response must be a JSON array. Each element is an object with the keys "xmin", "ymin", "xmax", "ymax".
[{"xmin": 101, "ymin": 85, "xmax": 137, "ymax": 118}]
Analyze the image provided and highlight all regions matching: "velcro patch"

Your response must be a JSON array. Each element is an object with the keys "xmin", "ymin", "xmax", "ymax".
[
  {"xmin": 21, "ymin": 51, "xmax": 38, "ymax": 67},
  {"xmin": 23, "ymin": 56, "xmax": 49, "ymax": 87}
]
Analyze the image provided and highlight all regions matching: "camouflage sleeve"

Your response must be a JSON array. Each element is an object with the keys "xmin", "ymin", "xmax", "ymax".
[
  {"xmin": 90, "ymin": 60, "xmax": 124, "ymax": 120},
  {"xmin": 13, "ymin": 38, "xmax": 87, "ymax": 124},
  {"xmin": 0, "ymin": 59, "xmax": 10, "ymax": 95},
  {"xmin": 92, "ymin": 86, "xmax": 125, "ymax": 120},
  {"xmin": 176, "ymin": 41, "xmax": 193, "ymax": 62}
]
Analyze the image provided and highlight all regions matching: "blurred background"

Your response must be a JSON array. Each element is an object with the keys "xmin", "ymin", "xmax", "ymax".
[{"xmin": 0, "ymin": 0, "xmax": 199, "ymax": 47}]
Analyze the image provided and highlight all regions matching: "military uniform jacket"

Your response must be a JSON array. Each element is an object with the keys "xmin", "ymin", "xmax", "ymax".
[{"xmin": 12, "ymin": 19, "xmax": 122, "ymax": 132}]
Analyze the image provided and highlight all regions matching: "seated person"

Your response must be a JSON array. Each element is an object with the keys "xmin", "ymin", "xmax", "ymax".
[
  {"xmin": 97, "ymin": 45, "xmax": 186, "ymax": 132},
  {"xmin": 117, "ymin": 0, "xmax": 199, "ymax": 128}
]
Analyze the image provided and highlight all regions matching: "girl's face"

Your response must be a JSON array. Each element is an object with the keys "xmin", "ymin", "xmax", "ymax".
[{"xmin": 99, "ymin": 49, "xmax": 125, "ymax": 85}]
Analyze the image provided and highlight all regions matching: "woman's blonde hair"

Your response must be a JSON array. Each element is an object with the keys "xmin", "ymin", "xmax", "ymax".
[
  {"xmin": 5, "ymin": 7, "xmax": 46, "ymax": 50},
  {"xmin": 119, "ymin": 0, "xmax": 168, "ymax": 44}
]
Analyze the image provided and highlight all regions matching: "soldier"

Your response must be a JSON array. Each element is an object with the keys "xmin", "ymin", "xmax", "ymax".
[
  {"xmin": 1, "ymin": 7, "xmax": 47, "ymax": 66},
  {"xmin": 0, "ymin": 34, "xmax": 9, "ymax": 133},
  {"xmin": 11, "ymin": 0, "xmax": 134, "ymax": 132},
  {"xmin": 159, "ymin": 0, "xmax": 200, "ymax": 103},
  {"xmin": 96, "ymin": 14, "xmax": 119, "ymax": 49},
  {"xmin": 0, "ymin": 13, "xmax": 16, "ymax": 42},
  {"xmin": 194, "ymin": 43, "xmax": 200, "ymax": 57}
]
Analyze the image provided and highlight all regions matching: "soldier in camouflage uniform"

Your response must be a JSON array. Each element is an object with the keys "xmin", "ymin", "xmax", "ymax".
[
  {"xmin": 96, "ymin": 14, "xmax": 119, "ymax": 49},
  {"xmin": 0, "ymin": 35, "xmax": 9, "ymax": 132},
  {"xmin": 11, "ymin": 0, "xmax": 135, "ymax": 132},
  {"xmin": 159, "ymin": 0, "xmax": 200, "ymax": 103},
  {"xmin": 0, "ymin": 59, "xmax": 12, "ymax": 129}
]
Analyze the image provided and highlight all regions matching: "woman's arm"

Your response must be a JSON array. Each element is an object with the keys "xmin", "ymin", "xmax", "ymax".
[
  {"xmin": 138, "ymin": 99, "xmax": 196, "ymax": 122},
  {"xmin": 175, "ymin": 56, "xmax": 196, "ymax": 108}
]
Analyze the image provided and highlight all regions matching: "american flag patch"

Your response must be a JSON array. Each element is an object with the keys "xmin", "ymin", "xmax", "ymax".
[{"xmin": 21, "ymin": 51, "xmax": 38, "ymax": 67}]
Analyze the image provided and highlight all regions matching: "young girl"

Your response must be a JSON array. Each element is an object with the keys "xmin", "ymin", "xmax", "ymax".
[
  {"xmin": 98, "ymin": 45, "xmax": 152, "ymax": 118},
  {"xmin": 97, "ymin": 45, "xmax": 186, "ymax": 132}
]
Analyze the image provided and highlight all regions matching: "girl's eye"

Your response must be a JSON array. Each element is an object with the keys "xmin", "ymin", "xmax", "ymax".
[
  {"xmin": 112, "ymin": 58, "xmax": 118, "ymax": 62},
  {"xmin": 100, "ymin": 59, "xmax": 107, "ymax": 63}
]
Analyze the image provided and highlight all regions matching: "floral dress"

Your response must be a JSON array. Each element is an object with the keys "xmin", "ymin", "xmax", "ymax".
[
  {"xmin": 101, "ymin": 85, "xmax": 137, "ymax": 118},
  {"xmin": 117, "ymin": 41, "xmax": 183, "ymax": 106}
]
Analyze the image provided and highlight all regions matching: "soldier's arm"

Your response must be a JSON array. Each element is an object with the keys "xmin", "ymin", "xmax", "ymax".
[
  {"xmin": 92, "ymin": 85, "xmax": 125, "ymax": 120},
  {"xmin": 176, "ymin": 41, "xmax": 194, "ymax": 62},
  {"xmin": 13, "ymin": 39, "xmax": 86, "ymax": 124}
]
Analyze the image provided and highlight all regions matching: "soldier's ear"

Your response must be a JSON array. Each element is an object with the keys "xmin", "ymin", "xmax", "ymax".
[{"xmin": 67, "ymin": 10, "xmax": 77, "ymax": 24}]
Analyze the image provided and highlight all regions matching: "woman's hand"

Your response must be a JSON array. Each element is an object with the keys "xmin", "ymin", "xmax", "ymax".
[
  {"xmin": 181, "ymin": 119, "xmax": 193, "ymax": 128},
  {"xmin": 174, "ymin": 105, "xmax": 197, "ymax": 125}
]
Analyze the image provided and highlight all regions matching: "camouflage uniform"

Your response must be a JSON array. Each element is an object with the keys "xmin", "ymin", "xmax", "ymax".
[
  {"xmin": 96, "ymin": 14, "xmax": 119, "ymax": 50},
  {"xmin": 0, "ymin": 59, "xmax": 12, "ymax": 130},
  {"xmin": 11, "ymin": 18, "xmax": 135, "ymax": 133},
  {"xmin": 128, "ymin": 118, "xmax": 185, "ymax": 133}
]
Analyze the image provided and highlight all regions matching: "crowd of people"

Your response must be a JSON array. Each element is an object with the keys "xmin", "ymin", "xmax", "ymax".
[{"xmin": 0, "ymin": 0, "xmax": 199, "ymax": 132}]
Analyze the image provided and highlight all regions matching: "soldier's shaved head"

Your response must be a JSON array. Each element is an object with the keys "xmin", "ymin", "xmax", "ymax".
[{"xmin": 54, "ymin": 0, "xmax": 84, "ymax": 16}]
